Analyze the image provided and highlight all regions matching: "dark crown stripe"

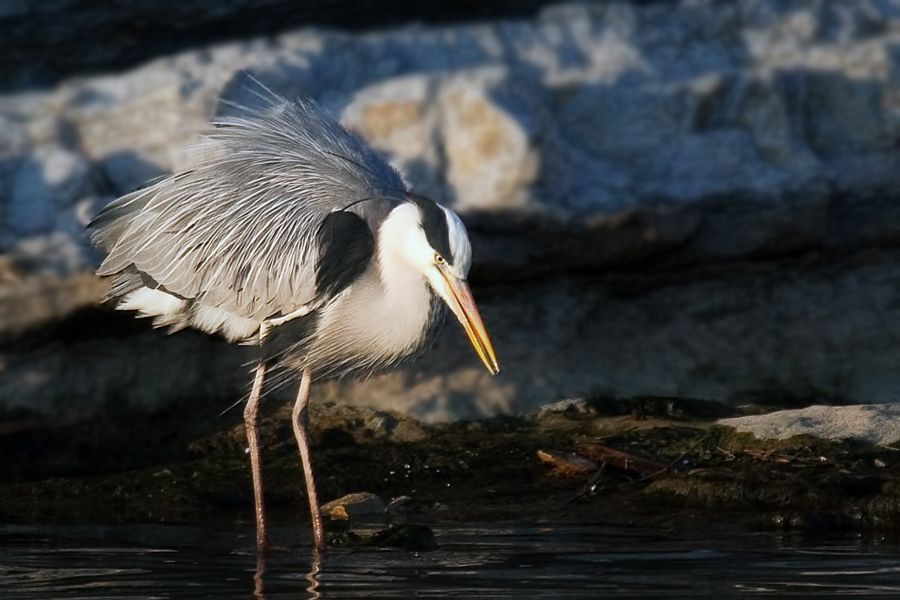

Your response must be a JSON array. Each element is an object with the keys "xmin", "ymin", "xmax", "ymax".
[{"xmin": 407, "ymin": 194, "xmax": 453, "ymax": 264}]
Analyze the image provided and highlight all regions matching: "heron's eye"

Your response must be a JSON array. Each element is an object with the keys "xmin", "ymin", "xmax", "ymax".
[{"xmin": 435, "ymin": 253, "xmax": 445, "ymax": 265}]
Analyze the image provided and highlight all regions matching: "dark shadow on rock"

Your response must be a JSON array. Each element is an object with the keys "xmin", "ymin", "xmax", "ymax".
[
  {"xmin": 404, "ymin": 157, "xmax": 455, "ymax": 207},
  {"xmin": 0, "ymin": 306, "xmax": 255, "ymax": 480},
  {"xmin": 215, "ymin": 27, "xmax": 501, "ymax": 119},
  {"xmin": 97, "ymin": 151, "xmax": 168, "ymax": 196},
  {"xmin": 1, "ymin": 0, "xmax": 566, "ymax": 93}
]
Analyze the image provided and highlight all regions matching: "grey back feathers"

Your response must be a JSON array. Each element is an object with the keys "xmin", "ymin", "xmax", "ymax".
[{"xmin": 90, "ymin": 96, "xmax": 406, "ymax": 323}]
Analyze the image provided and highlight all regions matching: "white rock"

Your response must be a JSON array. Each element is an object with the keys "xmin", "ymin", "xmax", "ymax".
[
  {"xmin": 437, "ymin": 68, "xmax": 538, "ymax": 212},
  {"xmin": 719, "ymin": 404, "xmax": 900, "ymax": 446},
  {"xmin": 533, "ymin": 398, "xmax": 596, "ymax": 422}
]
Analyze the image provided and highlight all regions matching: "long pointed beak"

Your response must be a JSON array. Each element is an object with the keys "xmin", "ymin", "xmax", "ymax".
[{"xmin": 440, "ymin": 273, "xmax": 500, "ymax": 375}]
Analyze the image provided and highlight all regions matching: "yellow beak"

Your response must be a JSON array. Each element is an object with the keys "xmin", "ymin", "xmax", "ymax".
[{"xmin": 439, "ymin": 271, "xmax": 500, "ymax": 375}]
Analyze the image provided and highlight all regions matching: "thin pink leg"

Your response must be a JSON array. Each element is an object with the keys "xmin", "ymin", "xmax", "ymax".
[
  {"xmin": 293, "ymin": 369, "xmax": 326, "ymax": 551},
  {"xmin": 244, "ymin": 360, "xmax": 268, "ymax": 555}
]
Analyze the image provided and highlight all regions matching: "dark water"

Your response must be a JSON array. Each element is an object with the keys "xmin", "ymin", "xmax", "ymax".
[{"xmin": 2, "ymin": 521, "xmax": 900, "ymax": 598}]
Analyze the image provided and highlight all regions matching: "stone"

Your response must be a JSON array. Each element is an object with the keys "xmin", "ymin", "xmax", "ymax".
[
  {"xmin": 321, "ymin": 492, "xmax": 386, "ymax": 521},
  {"xmin": 7, "ymin": 146, "xmax": 91, "ymax": 236},
  {"xmin": 532, "ymin": 398, "xmax": 597, "ymax": 423},
  {"xmin": 329, "ymin": 523, "xmax": 438, "ymax": 551},
  {"xmin": 0, "ymin": 2, "xmax": 555, "ymax": 91},
  {"xmin": 390, "ymin": 418, "xmax": 430, "ymax": 444},
  {"xmin": 308, "ymin": 402, "xmax": 429, "ymax": 443},
  {"xmin": 99, "ymin": 152, "xmax": 168, "ymax": 196},
  {"xmin": 437, "ymin": 69, "xmax": 539, "ymax": 212},
  {"xmin": 8, "ymin": 232, "xmax": 95, "ymax": 276},
  {"xmin": 719, "ymin": 404, "xmax": 900, "ymax": 446},
  {"xmin": 385, "ymin": 495, "xmax": 412, "ymax": 516},
  {"xmin": 3, "ymin": 1, "xmax": 900, "ymax": 422}
]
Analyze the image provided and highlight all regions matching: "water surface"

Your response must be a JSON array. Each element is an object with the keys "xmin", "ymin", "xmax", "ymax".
[{"xmin": 2, "ymin": 520, "xmax": 900, "ymax": 598}]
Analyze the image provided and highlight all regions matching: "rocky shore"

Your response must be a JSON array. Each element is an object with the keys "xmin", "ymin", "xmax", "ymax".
[{"xmin": 3, "ymin": 398, "xmax": 899, "ymax": 538}]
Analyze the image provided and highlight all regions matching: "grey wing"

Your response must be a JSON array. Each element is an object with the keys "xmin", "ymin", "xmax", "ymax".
[{"xmin": 90, "ymin": 95, "xmax": 405, "ymax": 323}]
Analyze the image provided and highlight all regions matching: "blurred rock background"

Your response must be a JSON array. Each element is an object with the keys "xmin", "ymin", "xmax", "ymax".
[{"xmin": 2, "ymin": 0, "xmax": 899, "ymax": 424}]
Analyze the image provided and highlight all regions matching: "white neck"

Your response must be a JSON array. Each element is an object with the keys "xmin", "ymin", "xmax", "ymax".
[{"xmin": 376, "ymin": 203, "xmax": 433, "ymax": 312}]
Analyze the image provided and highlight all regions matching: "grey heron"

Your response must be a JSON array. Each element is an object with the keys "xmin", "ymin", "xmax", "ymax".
[{"xmin": 88, "ymin": 92, "xmax": 499, "ymax": 552}]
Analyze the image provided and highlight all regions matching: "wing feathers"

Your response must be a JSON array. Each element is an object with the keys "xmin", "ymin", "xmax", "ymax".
[{"xmin": 90, "ymin": 95, "xmax": 406, "ymax": 323}]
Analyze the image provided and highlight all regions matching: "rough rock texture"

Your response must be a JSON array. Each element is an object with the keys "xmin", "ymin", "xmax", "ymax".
[
  {"xmin": 720, "ymin": 404, "xmax": 900, "ymax": 446},
  {"xmin": 0, "ymin": 1, "xmax": 558, "ymax": 91},
  {"xmin": 2, "ymin": 1, "xmax": 900, "ymax": 421}
]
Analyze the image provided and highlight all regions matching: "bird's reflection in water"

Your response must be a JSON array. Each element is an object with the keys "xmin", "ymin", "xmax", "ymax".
[
  {"xmin": 252, "ymin": 550, "xmax": 266, "ymax": 599},
  {"xmin": 305, "ymin": 551, "xmax": 322, "ymax": 599},
  {"xmin": 251, "ymin": 548, "xmax": 322, "ymax": 599}
]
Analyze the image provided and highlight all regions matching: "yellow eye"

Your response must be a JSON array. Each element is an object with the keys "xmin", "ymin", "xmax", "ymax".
[{"xmin": 435, "ymin": 253, "xmax": 445, "ymax": 265}]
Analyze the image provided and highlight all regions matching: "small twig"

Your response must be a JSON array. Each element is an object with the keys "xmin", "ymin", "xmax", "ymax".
[
  {"xmin": 715, "ymin": 446, "xmax": 736, "ymax": 461},
  {"xmin": 624, "ymin": 433, "xmax": 712, "ymax": 487},
  {"xmin": 576, "ymin": 443, "xmax": 667, "ymax": 478},
  {"xmin": 569, "ymin": 462, "xmax": 608, "ymax": 503},
  {"xmin": 744, "ymin": 448, "xmax": 791, "ymax": 464},
  {"xmin": 572, "ymin": 433, "xmax": 715, "ymax": 500}
]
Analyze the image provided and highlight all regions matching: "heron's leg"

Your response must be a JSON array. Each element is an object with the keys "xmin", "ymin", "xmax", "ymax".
[
  {"xmin": 244, "ymin": 360, "xmax": 268, "ymax": 554},
  {"xmin": 293, "ymin": 369, "xmax": 326, "ymax": 551}
]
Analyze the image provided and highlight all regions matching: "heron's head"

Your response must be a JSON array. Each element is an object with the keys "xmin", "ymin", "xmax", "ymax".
[{"xmin": 379, "ymin": 196, "xmax": 499, "ymax": 375}]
